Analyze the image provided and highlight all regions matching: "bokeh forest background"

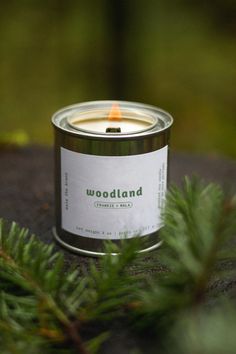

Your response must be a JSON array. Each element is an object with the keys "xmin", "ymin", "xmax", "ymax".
[{"xmin": 0, "ymin": 0, "xmax": 236, "ymax": 157}]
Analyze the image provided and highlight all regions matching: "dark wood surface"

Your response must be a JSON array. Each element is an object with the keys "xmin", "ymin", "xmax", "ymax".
[
  {"xmin": 0, "ymin": 146, "xmax": 236, "ymax": 267},
  {"xmin": 0, "ymin": 146, "xmax": 236, "ymax": 353}
]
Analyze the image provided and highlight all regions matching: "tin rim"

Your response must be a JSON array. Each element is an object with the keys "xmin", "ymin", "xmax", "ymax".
[
  {"xmin": 51, "ymin": 100, "xmax": 173, "ymax": 140},
  {"xmin": 52, "ymin": 227, "xmax": 162, "ymax": 257}
]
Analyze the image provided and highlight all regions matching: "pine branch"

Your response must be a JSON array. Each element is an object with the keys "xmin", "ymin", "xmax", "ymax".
[
  {"xmin": 0, "ymin": 220, "xmax": 90, "ymax": 354},
  {"xmin": 133, "ymin": 177, "xmax": 236, "ymax": 329},
  {"xmin": 83, "ymin": 238, "xmax": 142, "ymax": 321},
  {"xmin": 0, "ymin": 220, "xmax": 141, "ymax": 353}
]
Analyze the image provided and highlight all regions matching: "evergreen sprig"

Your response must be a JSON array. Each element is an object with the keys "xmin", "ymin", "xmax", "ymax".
[
  {"xmin": 0, "ymin": 177, "xmax": 236, "ymax": 354},
  {"xmin": 0, "ymin": 220, "xmax": 141, "ymax": 354},
  {"xmin": 133, "ymin": 178, "xmax": 236, "ymax": 329}
]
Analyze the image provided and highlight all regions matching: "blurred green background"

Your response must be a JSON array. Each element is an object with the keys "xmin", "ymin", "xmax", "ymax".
[{"xmin": 0, "ymin": 0, "xmax": 236, "ymax": 157}]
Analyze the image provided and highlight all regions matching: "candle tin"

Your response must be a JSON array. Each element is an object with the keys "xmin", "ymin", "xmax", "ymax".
[{"xmin": 52, "ymin": 100, "xmax": 173, "ymax": 256}]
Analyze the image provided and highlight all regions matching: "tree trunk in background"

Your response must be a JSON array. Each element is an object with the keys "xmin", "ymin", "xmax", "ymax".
[{"xmin": 105, "ymin": 0, "xmax": 129, "ymax": 99}]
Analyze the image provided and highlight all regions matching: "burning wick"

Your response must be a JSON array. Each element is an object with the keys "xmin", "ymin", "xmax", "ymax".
[
  {"xmin": 106, "ymin": 127, "xmax": 121, "ymax": 133},
  {"xmin": 106, "ymin": 103, "xmax": 122, "ymax": 133},
  {"xmin": 108, "ymin": 103, "xmax": 122, "ymax": 121}
]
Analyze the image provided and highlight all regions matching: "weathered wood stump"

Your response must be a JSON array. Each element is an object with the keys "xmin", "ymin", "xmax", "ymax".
[
  {"xmin": 0, "ymin": 146, "xmax": 236, "ymax": 353},
  {"xmin": 0, "ymin": 146, "xmax": 236, "ymax": 267}
]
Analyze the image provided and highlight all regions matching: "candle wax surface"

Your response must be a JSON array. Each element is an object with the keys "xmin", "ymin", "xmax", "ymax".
[{"xmin": 70, "ymin": 117, "xmax": 152, "ymax": 134}]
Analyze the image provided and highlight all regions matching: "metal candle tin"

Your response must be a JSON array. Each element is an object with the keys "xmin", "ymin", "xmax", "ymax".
[{"xmin": 52, "ymin": 100, "xmax": 173, "ymax": 256}]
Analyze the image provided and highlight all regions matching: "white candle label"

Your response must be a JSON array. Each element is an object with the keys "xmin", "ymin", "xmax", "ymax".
[{"xmin": 61, "ymin": 146, "xmax": 168, "ymax": 239}]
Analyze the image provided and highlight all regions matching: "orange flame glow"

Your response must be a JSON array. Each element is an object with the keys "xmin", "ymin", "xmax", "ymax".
[{"xmin": 108, "ymin": 103, "xmax": 122, "ymax": 121}]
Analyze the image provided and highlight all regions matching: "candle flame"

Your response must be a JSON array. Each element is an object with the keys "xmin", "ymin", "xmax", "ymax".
[{"xmin": 108, "ymin": 103, "xmax": 122, "ymax": 121}]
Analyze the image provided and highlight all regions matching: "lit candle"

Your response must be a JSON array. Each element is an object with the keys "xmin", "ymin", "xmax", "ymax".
[{"xmin": 52, "ymin": 100, "xmax": 173, "ymax": 256}]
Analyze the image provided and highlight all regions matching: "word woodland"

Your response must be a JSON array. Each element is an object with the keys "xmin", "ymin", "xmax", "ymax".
[{"xmin": 86, "ymin": 187, "xmax": 143, "ymax": 199}]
